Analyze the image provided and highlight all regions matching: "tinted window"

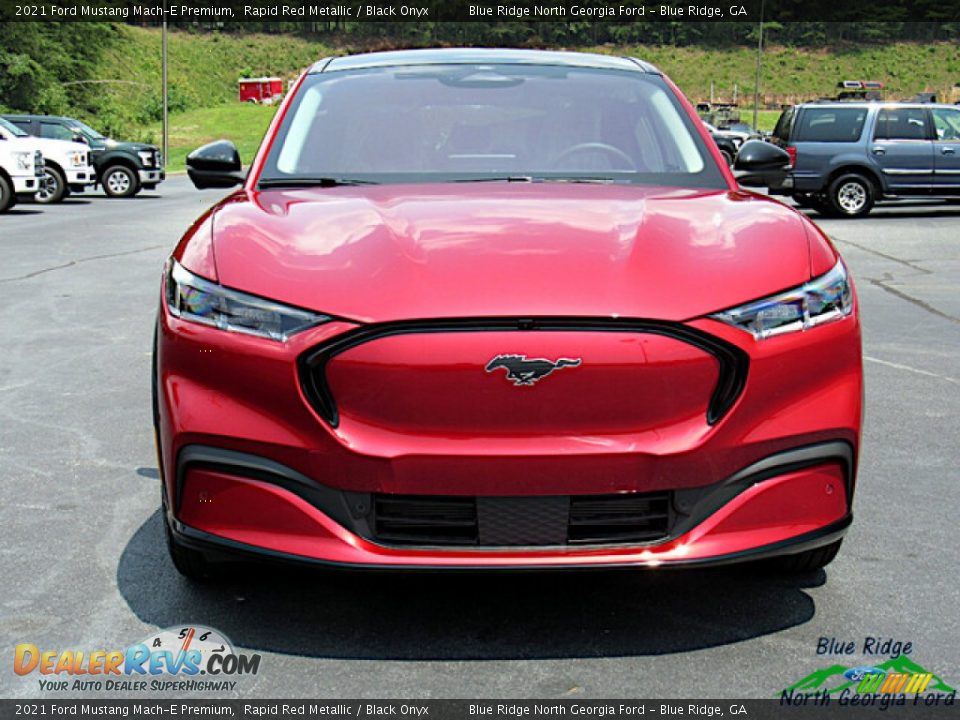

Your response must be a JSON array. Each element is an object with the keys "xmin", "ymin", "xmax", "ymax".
[
  {"xmin": 874, "ymin": 107, "xmax": 930, "ymax": 141},
  {"xmin": 0, "ymin": 118, "xmax": 28, "ymax": 137},
  {"xmin": 261, "ymin": 65, "xmax": 725, "ymax": 188},
  {"xmin": 7, "ymin": 119, "xmax": 33, "ymax": 134},
  {"xmin": 794, "ymin": 107, "xmax": 867, "ymax": 142},
  {"xmin": 772, "ymin": 106, "xmax": 795, "ymax": 143},
  {"xmin": 932, "ymin": 108, "xmax": 960, "ymax": 141},
  {"xmin": 40, "ymin": 122, "xmax": 76, "ymax": 141}
]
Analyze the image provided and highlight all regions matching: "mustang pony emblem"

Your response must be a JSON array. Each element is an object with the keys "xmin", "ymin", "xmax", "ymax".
[{"xmin": 485, "ymin": 355, "xmax": 582, "ymax": 386}]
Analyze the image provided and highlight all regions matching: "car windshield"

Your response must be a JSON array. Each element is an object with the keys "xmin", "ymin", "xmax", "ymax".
[
  {"xmin": 0, "ymin": 117, "xmax": 28, "ymax": 137},
  {"xmin": 259, "ymin": 64, "xmax": 725, "ymax": 188},
  {"xmin": 71, "ymin": 120, "xmax": 105, "ymax": 140}
]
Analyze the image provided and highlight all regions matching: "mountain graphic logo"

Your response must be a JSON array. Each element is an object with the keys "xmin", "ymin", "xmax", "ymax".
[{"xmin": 780, "ymin": 655, "xmax": 956, "ymax": 697}]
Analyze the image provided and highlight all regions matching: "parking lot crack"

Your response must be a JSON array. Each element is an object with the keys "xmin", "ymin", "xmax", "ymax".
[
  {"xmin": 0, "ymin": 245, "xmax": 166, "ymax": 283},
  {"xmin": 866, "ymin": 276, "xmax": 960, "ymax": 325},
  {"xmin": 833, "ymin": 238, "xmax": 932, "ymax": 275},
  {"xmin": 864, "ymin": 356, "xmax": 960, "ymax": 385}
]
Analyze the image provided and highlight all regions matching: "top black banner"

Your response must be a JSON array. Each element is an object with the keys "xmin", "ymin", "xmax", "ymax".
[{"xmin": 2, "ymin": 0, "xmax": 960, "ymax": 22}]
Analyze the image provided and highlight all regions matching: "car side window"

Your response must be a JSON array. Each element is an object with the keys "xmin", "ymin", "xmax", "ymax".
[
  {"xmin": 874, "ymin": 108, "xmax": 930, "ymax": 141},
  {"xmin": 793, "ymin": 107, "xmax": 866, "ymax": 142},
  {"xmin": 932, "ymin": 108, "xmax": 960, "ymax": 141},
  {"xmin": 39, "ymin": 122, "xmax": 75, "ymax": 141}
]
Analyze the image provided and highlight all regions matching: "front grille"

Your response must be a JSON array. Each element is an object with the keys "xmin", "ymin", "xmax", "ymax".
[
  {"xmin": 299, "ymin": 318, "xmax": 748, "ymax": 428},
  {"xmin": 372, "ymin": 492, "xmax": 671, "ymax": 547}
]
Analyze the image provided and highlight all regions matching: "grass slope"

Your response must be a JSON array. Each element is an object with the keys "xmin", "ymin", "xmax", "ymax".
[
  {"xmin": 144, "ymin": 104, "xmax": 278, "ymax": 173},
  {"xmin": 86, "ymin": 27, "xmax": 960, "ymax": 170}
]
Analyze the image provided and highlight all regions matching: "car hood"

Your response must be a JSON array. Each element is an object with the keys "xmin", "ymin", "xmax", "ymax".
[
  {"xmin": 208, "ymin": 184, "xmax": 816, "ymax": 323},
  {"xmin": 98, "ymin": 139, "xmax": 157, "ymax": 153}
]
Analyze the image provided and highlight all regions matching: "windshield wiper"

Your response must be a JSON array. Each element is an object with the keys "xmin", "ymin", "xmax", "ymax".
[
  {"xmin": 258, "ymin": 177, "xmax": 379, "ymax": 189},
  {"xmin": 451, "ymin": 176, "xmax": 535, "ymax": 183},
  {"xmin": 450, "ymin": 176, "xmax": 619, "ymax": 185},
  {"xmin": 538, "ymin": 176, "xmax": 619, "ymax": 184}
]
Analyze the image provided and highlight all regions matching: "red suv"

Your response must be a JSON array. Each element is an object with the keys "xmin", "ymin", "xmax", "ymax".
[{"xmin": 156, "ymin": 49, "xmax": 861, "ymax": 579}]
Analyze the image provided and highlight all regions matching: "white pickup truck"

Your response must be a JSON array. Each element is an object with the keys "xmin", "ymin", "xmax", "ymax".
[
  {"xmin": 0, "ymin": 117, "xmax": 95, "ymax": 204},
  {"xmin": 0, "ymin": 132, "xmax": 43, "ymax": 213}
]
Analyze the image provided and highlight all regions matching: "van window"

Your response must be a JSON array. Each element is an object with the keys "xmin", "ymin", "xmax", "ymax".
[
  {"xmin": 772, "ymin": 106, "xmax": 795, "ymax": 143},
  {"xmin": 874, "ymin": 107, "xmax": 929, "ymax": 141},
  {"xmin": 793, "ymin": 107, "xmax": 867, "ymax": 142},
  {"xmin": 932, "ymin": 108, "xmax": 960, "ymax": 141}
]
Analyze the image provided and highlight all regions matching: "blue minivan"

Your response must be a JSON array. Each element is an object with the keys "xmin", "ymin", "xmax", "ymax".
[{"xmin": 769, "ymin": 102, "xmax": 960, "ymax": 217}]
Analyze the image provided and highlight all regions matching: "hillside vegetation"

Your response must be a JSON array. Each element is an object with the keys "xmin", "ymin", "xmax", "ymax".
[{"xmin": 11, "ymin": 24, "xmax": 955, "ymax": 170}]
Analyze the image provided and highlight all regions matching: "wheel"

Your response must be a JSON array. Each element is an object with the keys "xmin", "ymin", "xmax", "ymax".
[
  {"xmin": 34, "ymin": 166, "xmax": 67, "ymax": 204},
  {"xmin": 102, "ymin": 165, "xmax": 139, "ymax": 198},
  {"xmin": 720, "ymin": 149, "xmax": 734, "ymax": 167},
  {"xmin": 825, "ymin": 173, "xmax": 874, "ymax": 218},
  {"xmin": 774, "ymin": 539, "xmax": 843, "ymax": 573},
  {"xmin": 0, "ymin": 175, "xmax": 13, "ymax": 213}
]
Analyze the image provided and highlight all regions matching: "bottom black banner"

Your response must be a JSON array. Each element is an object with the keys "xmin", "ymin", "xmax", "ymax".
[{"xmin": 0, "ymin": 699, "xmax": 956, "ymax": 720}]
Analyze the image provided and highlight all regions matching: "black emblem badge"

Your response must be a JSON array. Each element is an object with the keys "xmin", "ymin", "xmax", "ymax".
[{"xmin": 485, "ymin": 355, "xmax": 582, "ymax": 386}]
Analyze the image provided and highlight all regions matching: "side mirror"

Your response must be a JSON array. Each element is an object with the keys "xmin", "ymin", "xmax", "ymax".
[
  {"xmin": 733, "ymin": 140, "xmax": 791, "ymax": 187},
  {"xmin": 186, "ymin": 140, "xmax": 245, "ymax": 190}
]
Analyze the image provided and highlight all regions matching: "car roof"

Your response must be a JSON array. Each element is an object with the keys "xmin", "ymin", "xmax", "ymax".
[
  {"xmin": 1, "ymin": 114, "xmax": 75, "ymax": 122},
  {"xmin": 312, "ymin": 48, "xmax": 658, "ymax": 75},
  {"xmin": 797, "ymin": 101, "xmax": 958, "ymax": 110}
]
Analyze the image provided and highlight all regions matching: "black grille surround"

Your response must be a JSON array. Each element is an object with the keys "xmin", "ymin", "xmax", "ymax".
[
  {"xmin": 372, "ymin": 492, "xmax": 673, "ymax": 547},
  {"xmin": 298, "ymin": 317, "xmax": 749, "ymax": 428}
]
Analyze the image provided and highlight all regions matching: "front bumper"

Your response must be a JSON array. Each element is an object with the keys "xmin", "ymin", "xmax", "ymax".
[
  {"xmin": 65, "ymin": 166, "xmax": 96, "ymax": 186},
  {"xmin": 139, "ymin": 169, "xmax": 165, "ymax": 185},
  {"xmin": 167, "ymin": 442, "xmax": 853, "ymax": 569},
  {"xmin": 156, "ymin": 299, "xmax": 862, "ymax": 569},
  {"xmin": 11, "ymin": 175, "xmax": 39, "ymax": 194}
]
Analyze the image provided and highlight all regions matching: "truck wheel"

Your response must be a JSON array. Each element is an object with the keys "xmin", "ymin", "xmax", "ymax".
[
  {"xmin": 719, "ymin": 149, "xmax": 734, "ymax": 167},
  {"xmin": 35, "ymin": 166, "xmax": 67, "ymax": 204},
  {"xmin": 0, "ymin": 175, "xmax": 13, "ymax": 213},
  {"xmin": 826, "ymin": 173, "xmax": 874, "ymax": 218},
  {"xmin": 102, "ymin": 165, "xmax": 139, "ymax": 198}
]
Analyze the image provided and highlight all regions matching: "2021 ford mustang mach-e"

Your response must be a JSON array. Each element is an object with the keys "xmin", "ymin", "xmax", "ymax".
[{"xmin": 155, "ymin": 49, "xmax": 862, "ymax": 579}]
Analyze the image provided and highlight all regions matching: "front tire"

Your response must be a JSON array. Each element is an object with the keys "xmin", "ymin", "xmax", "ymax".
[
  {"xmin": 165, "ymin": 518, "xmax": 216, "ymax": 581},
  {"xmin": 0, "ymin": 175, "xmax": 13, "ymax": 213},
  {"xmin": 35, "ymin": 166, "xmax": 67, "ymax": 204},
  {"xmin": 102, "ymin": 165, "xmax": 139, "ymax": 198},
  {"xmin": 825, "ymin": 174, "xmax": 874, "ymax": 218}
]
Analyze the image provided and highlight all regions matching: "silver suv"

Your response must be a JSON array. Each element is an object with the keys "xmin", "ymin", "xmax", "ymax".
[{"xmin": 769, "ymin": 101, "xmax": 960, "ymax": 217}]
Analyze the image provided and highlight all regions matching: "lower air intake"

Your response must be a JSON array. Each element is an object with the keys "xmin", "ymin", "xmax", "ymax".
[{"xmin": 372, "ymin": 492, "xmax": 671, "ymax": 547}]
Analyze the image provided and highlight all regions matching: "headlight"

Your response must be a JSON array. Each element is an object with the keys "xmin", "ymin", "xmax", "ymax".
[
  {"xmin": 68, "ymin": 151, "xmax": 85, "ymax": 168},
  {"xmin": 711, "ymin": 260, "xmax": 853, "ymax": 340},
  {"xmin": 14, "ymin": 151, "xmax": 32, "ymax": 171},
  {"xmin": 139, "ymin": 150, "xmax": 155, "ymax": 167},
  {"xmin": 165, "ymin": 260, "xmax": 329, "ymax": 341}
]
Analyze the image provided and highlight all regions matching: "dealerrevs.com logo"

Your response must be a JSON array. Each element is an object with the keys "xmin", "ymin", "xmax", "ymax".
[{"xmin": 14, "ymin": 625, "xmax": 261, "ymax": 693}]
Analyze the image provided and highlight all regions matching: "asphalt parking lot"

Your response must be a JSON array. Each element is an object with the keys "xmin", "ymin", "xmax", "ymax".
[{"xmin": 1, "ymin": 177, "xmax": 958, "ymax": 699}]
